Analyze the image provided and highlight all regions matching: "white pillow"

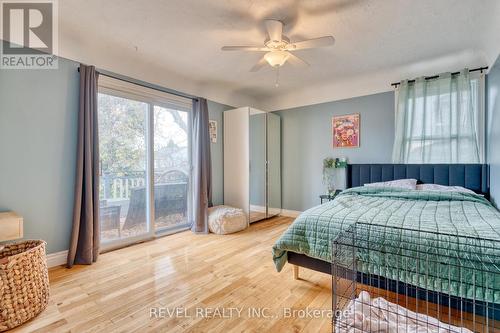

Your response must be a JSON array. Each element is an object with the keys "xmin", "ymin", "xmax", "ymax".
[
  {"xmin": 416, "ymin": 184, "xmax": 477, "ymax": 195},
  {"xmin": 364, "ymin": 179, "xmax": 417, "ymax": 190}
]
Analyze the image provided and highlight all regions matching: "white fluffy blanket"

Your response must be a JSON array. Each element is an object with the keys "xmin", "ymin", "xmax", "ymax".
[{"xmin": 335, "ymin": 291, "xmax": 472, "ymax": 333}]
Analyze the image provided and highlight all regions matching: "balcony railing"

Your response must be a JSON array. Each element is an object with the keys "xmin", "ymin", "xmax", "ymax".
[
  {"xmin": 101, "ymin": 171, "xmax": 146, "ymax": 200},
  {"xmin": 99, "ymin": 170, "xmax": 189, "ymax": 241},
  {"xmin": 100, "ymin": 169, "xmax": 188, "ymax": 200}
]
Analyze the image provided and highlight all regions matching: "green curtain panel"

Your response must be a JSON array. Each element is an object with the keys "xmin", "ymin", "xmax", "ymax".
[{"xmin": 392, "ymin": 69, "xmax": 482, "ymax": 163}]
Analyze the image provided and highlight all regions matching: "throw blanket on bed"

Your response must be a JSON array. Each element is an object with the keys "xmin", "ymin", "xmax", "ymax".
[{"xmin": 272, "ymin": 187, "xmax": 500, "ymax": 303}]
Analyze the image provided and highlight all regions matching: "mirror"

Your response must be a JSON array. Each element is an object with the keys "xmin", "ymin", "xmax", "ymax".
[{"xmin": 249, "ymin": 111, "xmax": 267, "ymax": 223}]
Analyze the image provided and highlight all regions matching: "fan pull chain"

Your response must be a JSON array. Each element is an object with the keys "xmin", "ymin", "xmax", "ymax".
[{"xmin": 275, "ymin": 67, "xmax": 280, "ymax": 87}]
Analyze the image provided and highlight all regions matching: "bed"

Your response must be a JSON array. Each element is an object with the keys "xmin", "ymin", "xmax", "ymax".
[{"xmin": 272, "ymin": 163, "xmax": 500, "ymax": 318}]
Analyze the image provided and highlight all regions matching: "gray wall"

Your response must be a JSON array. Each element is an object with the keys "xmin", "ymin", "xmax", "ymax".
[
  {"xmin": 487, "ymin": 55, "xmax": 500, "ymax": 208},
  {"xmin": 0, "ymin": 56, "xmax": 230, "ymax": 254},
  {"xmin": 207, "ymin": 100, "xmax": 232, "ymax": 206},
  {"xmin": 0, "ymin": 58, "xmax": 79, "ymax": 254},
  {"xmin": 274, "ymin": 91, "xmax": 395, "ymax": 211}
]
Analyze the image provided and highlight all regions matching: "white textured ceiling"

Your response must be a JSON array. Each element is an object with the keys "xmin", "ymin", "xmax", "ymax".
[{"xmin": 58, "ymin": 0, "xmax": 500, "ymax": 110}]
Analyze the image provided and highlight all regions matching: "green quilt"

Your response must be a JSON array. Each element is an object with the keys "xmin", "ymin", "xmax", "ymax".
[{"xmin": 272, "ymin": 187, "xmax": 500, "ymax": 303}]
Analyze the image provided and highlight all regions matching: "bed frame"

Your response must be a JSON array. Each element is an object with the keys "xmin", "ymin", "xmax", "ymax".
[
  {"xmin": 287, "ymin": 163, "xmax": 493, "ymax": 316},
  {"xmin": 346, "ymin": 163, "xmax": 489, "ymax": 197}
]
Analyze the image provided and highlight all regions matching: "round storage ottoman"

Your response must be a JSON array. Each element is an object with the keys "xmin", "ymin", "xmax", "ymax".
[
  {"xmin": 208, "ymin": 205, "xmax": 248, "ymax": 235},
  {"xmin": 0, "ymin": 240, "xmax": 49, "ymax": 332}
]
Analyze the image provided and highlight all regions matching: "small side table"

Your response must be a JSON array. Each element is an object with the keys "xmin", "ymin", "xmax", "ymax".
[
  {"xmin": 0, "ymin": 211, "xmax": 23, "ymax": 242},
  {"xmin": 319, "ymin": 190, "xmax": 342, "ymax": 204}
]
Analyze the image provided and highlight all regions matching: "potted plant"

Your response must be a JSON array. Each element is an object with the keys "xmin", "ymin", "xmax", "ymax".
[{"xmin": 323, "ymin": 157, "xmax": 336, "ymax": 195}]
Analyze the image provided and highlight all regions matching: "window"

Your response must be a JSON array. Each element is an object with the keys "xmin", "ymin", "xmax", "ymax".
[
  {"xmin": 98, "ymin": 76, "xmax": 192, "ymax": 249},
  {"xmin": 392, "ymin": 71, "xmax": 485, "ymax": 164}
]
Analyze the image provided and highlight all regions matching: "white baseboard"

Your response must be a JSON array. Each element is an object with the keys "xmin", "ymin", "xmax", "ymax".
[
  {"xmin": 43, "ymin": 210, "xmax": 301, "ymax": 269},
  {"xmin": 46, "ymin": 250, "xmax": 68, "ymax": 268},
  {"xmin": 280, "ymin": 209, "xmax": 302, "ymax": 218}
]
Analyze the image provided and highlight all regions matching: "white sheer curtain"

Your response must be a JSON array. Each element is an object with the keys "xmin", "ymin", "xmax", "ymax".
[{"xmin": 392, "ymin": 69, "xmax": 483, "ymax": 163}]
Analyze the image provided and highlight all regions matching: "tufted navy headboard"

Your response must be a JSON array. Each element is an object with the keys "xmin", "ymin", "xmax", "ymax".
[{"xmin": 347, "ymin": 164, "xmax": 490, "ymax": 197}]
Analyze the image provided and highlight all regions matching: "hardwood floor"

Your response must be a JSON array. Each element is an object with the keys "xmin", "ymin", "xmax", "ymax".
[{"xmin": 12, "ymin": 216, "xmax": 333, "ymax": 333}]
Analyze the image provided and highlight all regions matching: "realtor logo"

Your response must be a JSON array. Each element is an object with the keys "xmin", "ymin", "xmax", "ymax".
[{"xmin": 0, "ymin": 0, "xmax": 58, "ymax": 69}]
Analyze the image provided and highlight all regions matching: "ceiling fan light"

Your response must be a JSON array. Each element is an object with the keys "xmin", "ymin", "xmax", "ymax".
[{"xmin": 264, "ymin": 51, "xmax": 289, "ymax": 67}]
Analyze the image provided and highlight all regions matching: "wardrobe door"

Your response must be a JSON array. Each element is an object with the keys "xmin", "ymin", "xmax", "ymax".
[
  {"xmin": 249, "ymin": 112, "xmax": 267, "ymax": 223},
  {"xmin": 267, "ymin": 113, "xmax": 281, "ymax": 217},
  {"xmin": 224, "ymin": 108, "xmax": 250, "ymax": 218}
]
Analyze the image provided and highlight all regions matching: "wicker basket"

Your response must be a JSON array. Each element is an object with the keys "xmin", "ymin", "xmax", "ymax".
[{"xmin": 0, "ymin": 240, "xmax": 49, "ymax": 332}]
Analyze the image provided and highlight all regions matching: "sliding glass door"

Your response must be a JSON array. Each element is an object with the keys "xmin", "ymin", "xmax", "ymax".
[
  {"xmin": 97, "ymin": 81, "xmax": 191, "ymax": 250},
  {"xmin": 98, "ymin": 93, "xmax": 150, "ymax": 245},
  {"xmin": 153, "ymin": 105, "xmax": 190, "ymax": 232}
]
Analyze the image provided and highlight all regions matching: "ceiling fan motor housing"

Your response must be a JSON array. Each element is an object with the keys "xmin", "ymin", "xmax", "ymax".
[{"xmin": 264, "ymin": 36, "xmax": 291, "ymax": 50}]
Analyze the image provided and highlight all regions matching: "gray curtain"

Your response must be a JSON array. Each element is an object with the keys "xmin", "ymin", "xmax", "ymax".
[
  {"xmin": 191, "ymin": 97, "xmax": 212, "ymax": 233},
  {"xmin": 67, "ymin": 64, "xmax": 100, "ymax": 267}
]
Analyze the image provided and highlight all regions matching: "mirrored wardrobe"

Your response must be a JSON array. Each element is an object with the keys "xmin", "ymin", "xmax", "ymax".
[{"xmin": 224, "ymin": 107, "xmax": 281, "ymax": 223}]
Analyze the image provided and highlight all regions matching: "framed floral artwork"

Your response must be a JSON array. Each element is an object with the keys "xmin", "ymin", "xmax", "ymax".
[
  {"xmin": 332, "ymin": 114, "xmax": 360, "ymax": 148},
  {"xmin": 209, "ymin": 120, "xmax": 217, "ymax": 143}
]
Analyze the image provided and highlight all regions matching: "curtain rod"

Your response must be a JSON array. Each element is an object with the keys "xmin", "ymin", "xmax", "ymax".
[
  {"xmin": 78, "ymin": 67, "xmax": 199, "ymax": 101},
  {"xmin": 391, "ymin": 66, "xmax": 488, "ymax": 87}
]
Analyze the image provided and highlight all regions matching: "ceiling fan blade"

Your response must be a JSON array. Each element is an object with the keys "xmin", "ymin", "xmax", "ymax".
[
  {"xmin": 286, "ymin": 36, "xmax": 335, "ymax": 50},
  {"xmin": 221, "ymin": 46, "xmax": 269, "ymax": 51},
  {"xmin": 286, "ymin": 52, "xmax": 309, "ymax": 67},
  {"xmin": 264, "ymin": 19, "xmax": 283, "ymax": 42},
  {"xmin": 250, "ymin": 56, "xmax": 268, "ymax": 72}
]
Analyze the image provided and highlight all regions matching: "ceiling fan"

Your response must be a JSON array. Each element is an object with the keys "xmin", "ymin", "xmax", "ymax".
[{"xmin": 221, "ymin": 19, "xmax": 335, "ymax": 85}]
